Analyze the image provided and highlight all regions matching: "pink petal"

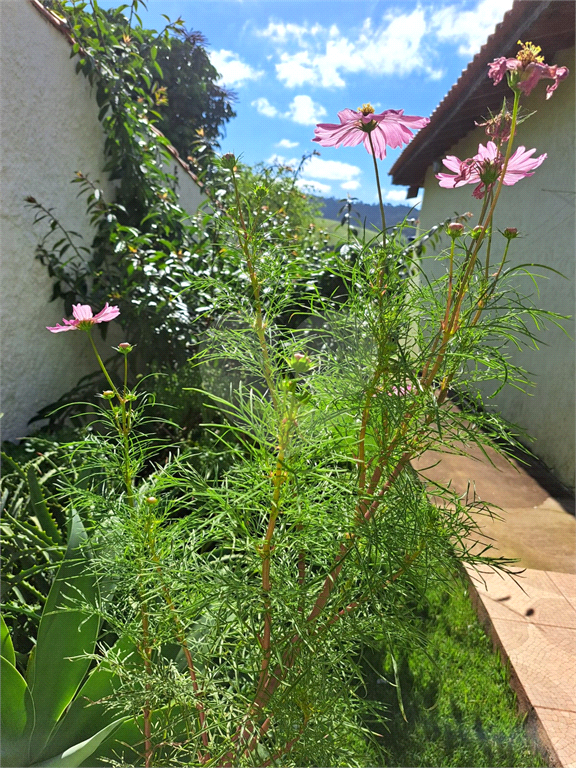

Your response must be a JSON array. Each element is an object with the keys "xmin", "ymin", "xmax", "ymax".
[
  {"xmin": 441, "ymin": 155, "xmax": 464, "ymax": 173},
  {"xmin": 375, "ymin": 121, "xmax": 413, "ymax": 150},
  {"xmin": 502, "ymin": 147, "xmax": 546, "ymax": 184},
  {"xmin": 337, "ymin": 108, "xmax": 359, "ymax": 124},
  {"xmin": 47, "ymin": 322, "xmax": 78, "ymax": 333},
  {"xmin": 92, "ymin": 303, "xmax": 120, "ymax": 323},
  {"xmin": 313, "ymin": 122, "xmax": 363, "ymax": 149},
  {"xmin": 72, "ymin": 304, "xmax": 94, "ymax": 322},
  {"xmin": 436, "ymin": 173, "xmax": 460, "ymax": 188},
  {"xmin": 475, "ymin": 142, "xmax": 498, "ymax": 162},
  {"xmin": 363, "ymin": 129, "xmax": 387, "ymax": 159}
]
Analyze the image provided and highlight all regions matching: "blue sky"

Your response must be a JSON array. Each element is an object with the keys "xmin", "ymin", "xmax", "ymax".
[{"xmin": 102, "ymin": 0, "xmax": 514, "ymax": 205}]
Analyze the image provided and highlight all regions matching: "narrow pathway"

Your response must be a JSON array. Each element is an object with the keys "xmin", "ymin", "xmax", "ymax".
[{"xmin": 412, "ymin": 443, "xmax": 575, "ymax": 767}]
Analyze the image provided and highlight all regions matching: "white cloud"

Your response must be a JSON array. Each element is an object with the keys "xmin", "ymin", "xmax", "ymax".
[
  {"xmin": 252, "ymin": 97, "xmax": 279, "ymax": 118},
  {"xmin": 253, "ymin": 95, "xmax": 326, "ymax": 125},
  {"xmin": 276, "ymin": 139, "xmax": 299, "ymax": 148},
  {"xmin": 285, "ymin": 95, "xmax": 326, "ymax": 125},
  {"xmin": 301, "ymin": 155, "xmax": 361, "ymax": 182},
  {"xmin": 432, "ymin": 0, "xmax": 515, "ymax": 56},
  {"xmin": 296, "ymin": 178, "xmax": 332, "ymax": 195},
  {"xmin": 210, "ymin": 50, "xmax": 264, "ymax": 87},
  {"xmin": 275, "ymin": 51, "xmax": 317, "ymax": 89},
  {"xmin": 257, "ymin": 21, "xmax": 322, "ymax": 45},
  {"xmin": 341, "ymin": 180, "xmax": 360, "ymax": 191},
  {"xmin": 385, "ymin": 188, "xmax": 420, "ymax": 203},
  {"xmin": 266, "ymin": 153, "xmax": 299, "ymax": 167},
  {"xmin": 385, "ymin": 189, "xmax": 410, "ymax": 203},
  {"xmin": 255, "ymin": 0, "xmax": 513, "ymax": 90},
  {"xmin": 259, "ymin": 10, "xmax": 437, "ymax": 89}
]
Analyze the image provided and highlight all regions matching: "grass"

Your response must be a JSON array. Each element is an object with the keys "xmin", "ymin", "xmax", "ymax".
[{"xmin": 361, "ymin": 568, "xmax": 548, "ymax": 767}]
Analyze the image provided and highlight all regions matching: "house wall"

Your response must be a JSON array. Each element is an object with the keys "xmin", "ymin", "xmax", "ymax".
[
  {"xmin": 417, "ymin": 46, "xmax": 575, "ymax": 489},
  {"xmin": 0, "ymin": 0, "xmax": 204, "ymax": 443}
]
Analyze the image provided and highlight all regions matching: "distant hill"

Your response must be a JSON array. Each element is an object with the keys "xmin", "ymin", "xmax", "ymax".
[{"xmin": 314, "ymin": 196, "xmax": 418, "ymax": 231}]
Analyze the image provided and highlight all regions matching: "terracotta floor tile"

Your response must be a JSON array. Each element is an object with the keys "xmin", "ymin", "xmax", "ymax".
[
  {"xmin": 548, "ymin": 572, "xmax": 576, "ymax": 611},
  {"xmin": 412, "ymin": 446, "xmax": 553, "ymax": 509},
  {"xmin": 467, "ymin": 506, "xmax": 576, "ymax": 574},
  {"xmin": 466, "ymin": 566, "xmax": 576, "ymax": 628},
  {"xmin": 490, "ymin": 618, "xmax": 576, "ymax": 712},
  {"xmin": 534, "ymin": 707, "xmax": 576, "ymax": 768}
]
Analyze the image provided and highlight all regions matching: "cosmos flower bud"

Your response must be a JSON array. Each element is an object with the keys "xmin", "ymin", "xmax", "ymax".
[
  {"xmin": 116, "ymin": 342, "xmax": 134, "ymax": 355},
  {"xmin": 145, "ymin": 496, "xmax": 158, "ymax": 505},
  {"xmin": 221, "ymin": 153, "xmax": 237, "ymax": 171},
  {"xmin": 290, "ymin": 353, "xmax": 313, "ymax": 374},
  {"xmin": 446, "ymin": 222, "xmax": 464, "ymax": 238},
  {"xmin": 102, "ymin": 390, "xmax": 115, "ymax": 399},
  {"xmin": 470, "ymin": 226, "xmax": 484, "ymax": 240},
  {"xmin": 503, "ymin": 227, "xmax": 518, "ymax": 239}
]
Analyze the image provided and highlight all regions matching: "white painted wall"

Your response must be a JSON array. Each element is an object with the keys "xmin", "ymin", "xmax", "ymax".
[
  {"xmin": 417, "ymin": 46, "xmax": 575, "ymax": 489},
  {"xmin": 0, "ymin": 0, "xmax": 204, "ymax": 442}
]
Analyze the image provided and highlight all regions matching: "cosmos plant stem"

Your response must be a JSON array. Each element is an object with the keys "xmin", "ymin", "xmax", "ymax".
[
  {"xmin": 228, "ymin": 164, "xmax": 279, "ymax": 409},
  {"xmin": 368, "ymin": 131, "xmax": 387, "ymax": 247}
]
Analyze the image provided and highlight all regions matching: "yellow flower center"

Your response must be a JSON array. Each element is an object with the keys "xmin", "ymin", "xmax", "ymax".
[
  {"xmin": 516, "ymin": 40, "xmax": 544, "ymax": 66},
  {"xmin": 358, "ymin": 103, "xmax": 375, "ymax": 116}
]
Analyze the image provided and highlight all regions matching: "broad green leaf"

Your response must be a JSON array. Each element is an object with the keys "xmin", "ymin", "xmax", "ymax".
[
  {"xmin": 78, "ymin": 707, "xmax": 187, "ymax": 768},
  {"xmin": 78, "ymin": 716, "xmax": 144, "ymax": 768},
  {"xmin": 27, "ymin": 512, "xmax": 99, "ymax": 760},
  {"xmin": 1, "ymin": 614, "xmax": 15, "ymax": 666},
  {"xmin": 43, "ymin": 635, "xmax": 140, "ymax": 759},
  {"xmin": 1, "ymin": 656, "xmax": 35, "ymax": 766},
  {"xmin": 30, "ymin": 718, "xmax": 128, "ymax": 768},
  {"xmin": 27, "ymin": 467, "xmax": 62, "ymax": 544}
]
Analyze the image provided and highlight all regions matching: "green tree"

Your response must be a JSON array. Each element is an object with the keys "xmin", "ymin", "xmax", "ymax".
[{"xmin": 154, "ymin": 30, "xmax": 237, "ymax": 169}]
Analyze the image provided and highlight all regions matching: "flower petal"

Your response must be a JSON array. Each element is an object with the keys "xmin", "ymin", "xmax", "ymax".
[
  {"xmin": 72, "ymin": 304, "xmax": 94, "ymax": 322},
  {"xmin": 47, "ymin": 323, "xmax": 78, "ymax": 333},
  {"xmin": 92, "ymin": 303, "xmax": 121, "ymax": 323}
]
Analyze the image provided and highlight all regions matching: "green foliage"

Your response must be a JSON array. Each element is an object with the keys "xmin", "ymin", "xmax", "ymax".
[
  {"xmin": 27, "ymin": 2, "xmax": 336, "ymax": 432},
  {"xmin": 1, "ymin": 444, "xmax": 71, "ymax": 663},
  {"xmin": 29, "ymin": 0, "xmax": 234, "ymax": 376},
  {"xmin": 1, "ymin": 515, "xmax": 130, "ymax": 768},
  {"xmin": 364, "ymin": 569, "xmax": 546, "ymax": 767},
  {"xmin": 32, "ymin": 165, "xmax": 559, "ymax": 766},
  {"xmin": 154, "ymin": 30, "xmax": 236, "ymax": 169}
]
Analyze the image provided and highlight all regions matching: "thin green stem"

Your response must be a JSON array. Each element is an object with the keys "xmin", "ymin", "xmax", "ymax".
[
  {"xmin": 367, "ymin": 132, "xmax": 387, "ymax": 247},
  {"xmin": 88, "ymin": 332, "xmax": 119, "ymax": 397},
  {"xmin": 229, "ymin": 168, "xmax": 279, "ymax": 409}
]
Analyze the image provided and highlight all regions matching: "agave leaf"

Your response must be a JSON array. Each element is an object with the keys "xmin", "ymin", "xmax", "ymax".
[
  {"xmin": 27, "ymin": 512, "xmax": 99, "ymax": 760},
  {"xmin": 77, "ymin": 715, "xmax": 143, "ymax": 768},
  {"xmin": 26, "ymin": 466, "xmax": 62, "ymax": 545},
  {"xmin": 78, "ymin": 715, "xmax": 144, "ymax": 768},
  {"xmin": 30, "ymin": 717, "xmax": 128, "ymax": 768},
  {"xmin": 1, "ymin": 614, "xmax": 15, "ymax": 666},
  {"xmin": 43, "ymin": 635, "xmax": 140, "ymax": 759},
  {"xmin": 1, "ymin": 656, "xmax": 35, "ymax": 767}
]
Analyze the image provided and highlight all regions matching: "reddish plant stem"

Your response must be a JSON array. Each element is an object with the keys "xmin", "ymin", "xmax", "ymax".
[
  {"xmin": 139, "ymin": 603, "xmax": 153, "ymax": 768},
  {"xmin": 261, "ymin": 717, "xmax": 308, "ymax": 767}
]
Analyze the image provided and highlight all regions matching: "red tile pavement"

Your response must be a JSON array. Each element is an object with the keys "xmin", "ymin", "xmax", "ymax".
[
  {"xmin": 466, "ymin": 566, "xmax": 576, "ymax": 767},
  {"xmin": 533, "ymin": 708, "xmax": 576, "ymax": 768}
]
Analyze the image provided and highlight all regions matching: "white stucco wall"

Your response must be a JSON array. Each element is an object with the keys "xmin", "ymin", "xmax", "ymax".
[
  {"xmin": 417, "ymin": 46, "xmax": 575, "ymax": 489},
  {"xmin": 0, "ymin": 0, "xmax": 204, "ymax": 442}
]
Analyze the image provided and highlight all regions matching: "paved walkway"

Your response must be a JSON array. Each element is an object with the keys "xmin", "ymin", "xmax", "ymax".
[{"xmin": 412, "ymin": 442, "xmax": 575, "ymax": 768}]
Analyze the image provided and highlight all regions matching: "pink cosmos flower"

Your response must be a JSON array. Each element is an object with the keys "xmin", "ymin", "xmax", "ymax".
[
  {"xmin": 313, "ymin": 103, "xmax": 429, "ymax": 160},
  {"xmin": 47, "ymin": 302, "xmax": 120, "ymax": 333},
  {"xmin": 388, "ymin": 383, "xmax": 414, "ymax": 397},
  {"xmin": 436, "ymin": 141, "xmax": 546, "ymax": 199},
  {"xmin": 488, "ymin": 41, "xmax": 569, "ymax": 100}
]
